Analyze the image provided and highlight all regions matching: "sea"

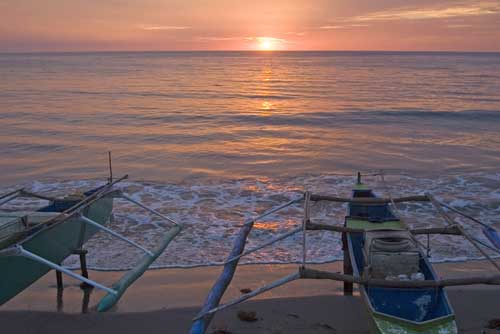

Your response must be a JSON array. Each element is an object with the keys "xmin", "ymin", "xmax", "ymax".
[{"xmin": 1, "ymin": 51, "xmax": 500, "ymax": 270}]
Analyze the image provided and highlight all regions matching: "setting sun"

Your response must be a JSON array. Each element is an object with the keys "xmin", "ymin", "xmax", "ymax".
[
  {"xmin": 257, "ymin": 37, "xmax": 280, "ymax": 51},
  {"xmin": 259, "ymin": 39, "xmax": 272, "ymax": 50}
]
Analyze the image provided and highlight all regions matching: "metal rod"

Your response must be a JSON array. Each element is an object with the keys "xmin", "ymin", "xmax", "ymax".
[
  {"xmin": 427, "ymin": 193, "xmax": 500, "ymax": 272},
  {"xmin": 0, "ymin": 193, "xmax": 20, "ymax": 207},
  {"xmin": 243, "ymin": 196, "xmax": 303, "ymax": 226},
  {"xmin": 472, "ymin": 237, "xmax": 500, "ymax": 255},
  {"xmin": 108, "ymin": 151, "xmax": 113, "ymax": 184},
  {"xmin": 17, "ymin": 246, "xmax": 117, "ymax": 295},
  {"xmin": 79, "ymin": 215, "xmax": 154, "ymax": 256},
  {"xmin": 302, "ymin": 191, "xmax": 310, "ymax": 266},
  {"xmin": 223, "ymin": 226, "xmax": 303, "ymax": 265},
  {"xmin": 119, "ymin": 193, "xmax": 181, "ymax": 227},
  {"xmin": 193, "ymin": 272, "xmax": 300, "ymax": 320},
  {"xmin": 435, "ymin": 198, "xmax": 490, "ymax": 229},
  {"xmin": 0, "ymin": 188, "xmax": 23, "ymax": 201}
]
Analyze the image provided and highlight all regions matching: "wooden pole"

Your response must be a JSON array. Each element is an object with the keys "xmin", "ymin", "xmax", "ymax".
[
  {"xmin": 190, "ymin": 221, "xmax": 255, "ymax": 334},
  {"xmin": 300, "ymin": 267, "xmax": 500, "ymax": 288},
  {"xmin": 306, "ymin": 221, "xmax": 461, "ymax": 236},
  {"xmin": 302, "ymin": 191, "xmax": 310, "ymax": 266},
  {"xmin": 427, "ymin": 194, "xmax": 500, "ymax": 272},
  {"xmin": 310, "ymin": 194, "xmax": 430, "ymax": 204},
  {"xmin": 73, "ymin": 249, "xmax": 91, "ymax": 289},
  {"xmin": 189, "ymin": 197, "xmax": 302, "ymax": 334},
  {"xmin": 342, "ymin": 231, "xmax": 353, "ymax": 295},
  {"xmin": 108, "ymin": 151, "xmax": 113, "ymax": 184},
  {"xmin": 56, "ymin": 270, "xmax": 63, "ymax": 290}
]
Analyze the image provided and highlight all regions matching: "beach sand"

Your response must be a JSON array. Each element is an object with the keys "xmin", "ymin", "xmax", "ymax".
[{"xmin": 1, "ymin": 261, "xmax": 500, "ymax": 333}]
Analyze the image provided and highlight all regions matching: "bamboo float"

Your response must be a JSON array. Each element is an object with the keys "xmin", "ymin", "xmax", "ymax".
[
  {"xmin": 426, "ymin": 193, "xmax": 500, "ymax": 272},
  {"xmin": 189, "ymin": 196, "xmax": 302, "ymax": 334},
  {"xmin": 97, "ymin": 225, "xmax": 182, "ymax": 312},
  {"xmin": 299, "ymin": 267, "xmax": 500, "ymax": 288}
]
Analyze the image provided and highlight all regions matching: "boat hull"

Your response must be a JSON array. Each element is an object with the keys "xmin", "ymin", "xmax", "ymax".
[{"xmin": 0, "ymin": 196, "xmax": 112, "ymax": 305}]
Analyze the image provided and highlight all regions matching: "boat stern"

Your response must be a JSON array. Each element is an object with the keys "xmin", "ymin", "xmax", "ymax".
[{"xmin": 372, "ymin": 312, "xmax": 457, "ymax": 334}]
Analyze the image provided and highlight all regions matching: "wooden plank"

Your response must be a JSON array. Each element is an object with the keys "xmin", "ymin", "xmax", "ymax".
[
  {"xmin": 300, "ymin": 267, "xmax": 500, "ymax": 288},
  {"xmin": 306, "ymin": 222, "xmax": 461, "ymax": 236},
  {"xmin": 310, "ymin": 194, "xmax": 429, "ymax": 204}
]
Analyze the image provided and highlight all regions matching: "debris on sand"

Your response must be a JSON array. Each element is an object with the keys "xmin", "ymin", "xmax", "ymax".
[{"xmin": 237, "ymin": 310, "xmax": 258, "ymax": 322}]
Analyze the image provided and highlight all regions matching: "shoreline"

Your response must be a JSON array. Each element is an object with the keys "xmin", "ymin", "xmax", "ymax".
[{"xmin": 1, "ymin": 260, "xmax": 500, "ymax": 333}]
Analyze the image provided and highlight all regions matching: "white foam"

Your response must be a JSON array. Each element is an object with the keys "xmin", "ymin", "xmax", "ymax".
[{"xmin": 2, "ymin": 172, "xmax": 500, "ymax": 270}]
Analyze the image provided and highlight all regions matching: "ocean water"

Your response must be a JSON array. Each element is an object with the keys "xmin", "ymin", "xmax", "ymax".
[{"xmin": 1, "ymin": 51, "xmax": 500, "ymax": 270}]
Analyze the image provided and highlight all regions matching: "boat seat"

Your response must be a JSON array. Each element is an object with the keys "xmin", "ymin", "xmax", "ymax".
[{"xmin": 363, "ymin": 230, "xmax": 420, "ymax": 279}]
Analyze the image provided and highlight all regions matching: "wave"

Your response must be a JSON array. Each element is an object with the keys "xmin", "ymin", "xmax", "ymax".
[{"xmin": 2, "ymin": 172, "xmax": 500, "ymax": 271}]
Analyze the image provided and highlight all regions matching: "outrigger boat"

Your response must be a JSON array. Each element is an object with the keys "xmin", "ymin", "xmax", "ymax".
[
  {"xmin": 0, "ymin": 175, "xmax": 182, "ymax": 311},
  {"xmin": 190, "ymin": 173, "xmax": 500, "ymax": 334},
  {"xmin": 345, "ymin": 177, "xmax": 456, "ymax": 333}
]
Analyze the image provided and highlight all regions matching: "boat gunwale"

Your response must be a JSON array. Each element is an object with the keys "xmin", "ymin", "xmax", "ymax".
[{"xmin": 3, "ymin": 186, "xmax": 115, "ymax": 248}]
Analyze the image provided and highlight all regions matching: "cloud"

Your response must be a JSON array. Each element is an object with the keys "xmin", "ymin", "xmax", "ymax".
[
  {"xmin": 447, "ymin": 24, "xmax": 474, "ymax": 28},
  {"xmin": 352, "ymin": 1, "xmax": 500, "ymax": 22},
  {"xmin": 246, "ymin": 37, "xmax": 289, "ymax": 44},
  {"xmin": 139, "ymin": 25, "xmax": 190, "ymax": 31},
  {"xmin": 320, "ymin": 24, "xmax": 369, "ymax": 29},
  {"xmin": 197, "ymin": 36, "xmax": 242, "ymax": 41}
]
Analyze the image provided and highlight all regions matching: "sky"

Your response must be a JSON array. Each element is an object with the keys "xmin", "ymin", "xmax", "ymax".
[{"xmin": 0, "ymin": 0, "xmax": 499, "ymax": 52}]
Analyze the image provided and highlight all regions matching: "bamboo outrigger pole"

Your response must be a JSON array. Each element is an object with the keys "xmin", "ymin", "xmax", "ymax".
[
  {"xmin": 306, "ymin": 221, "xmax": 462, "ymax": 236},
  {"xmin": 427, "ymin": 193, "xmax": 500, "ymax": 272},
  {"xmin": 299, "ymin": 267, "xmax": 500, "ymax": 287},
  {"xmin": 310, "ymin": 194, "xmax": 429, "ymax": 204},
  {"xmin": 190, "ymin": 196, "xmax": 303, "ymax": 334}
]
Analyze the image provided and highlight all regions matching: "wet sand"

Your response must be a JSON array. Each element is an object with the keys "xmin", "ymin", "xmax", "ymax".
[{"xmin": 1, "ymin": 261, "xmax": 500, "ymax": 333}]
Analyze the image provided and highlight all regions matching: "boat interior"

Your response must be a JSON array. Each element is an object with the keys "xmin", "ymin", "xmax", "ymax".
[{"xmin": 347, "ymin": 186, "xmax": 454, "ymax": 322}]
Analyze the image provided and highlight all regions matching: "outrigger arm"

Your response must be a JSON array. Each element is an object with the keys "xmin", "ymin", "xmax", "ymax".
[{"xmin": 0, "ymin": 245, "xmax": 118, "ymax": 295}]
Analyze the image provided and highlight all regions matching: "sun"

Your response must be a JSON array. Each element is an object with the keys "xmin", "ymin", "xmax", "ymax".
[{"xmin": 257, "ymin": 37, "xmax": 276, "ymax": 51}]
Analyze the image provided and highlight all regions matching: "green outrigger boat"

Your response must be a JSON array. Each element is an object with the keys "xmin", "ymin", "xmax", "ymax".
[{"xmin": 0, "ymin": 175, "xmax": 182, "ymax": 311}]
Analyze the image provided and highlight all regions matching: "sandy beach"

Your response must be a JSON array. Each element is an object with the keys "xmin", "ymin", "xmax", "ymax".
[{"xmin": 2, "ymin": 260, "xmax": 500, "ymax": 333}]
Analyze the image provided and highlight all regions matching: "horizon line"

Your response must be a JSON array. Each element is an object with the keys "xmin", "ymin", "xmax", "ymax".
[{"xmin": 1, "ymin": 49, "xmax": 500, "ymax": 55}]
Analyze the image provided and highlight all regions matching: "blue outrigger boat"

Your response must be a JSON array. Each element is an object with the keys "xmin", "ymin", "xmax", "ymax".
[
  {"xmin": 346, "ymin": 179, "xmax": 457, "ymax": 333},
  {"xmin": 191, "ymin": 172, "xmax": 500, "ymax": 334}
]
